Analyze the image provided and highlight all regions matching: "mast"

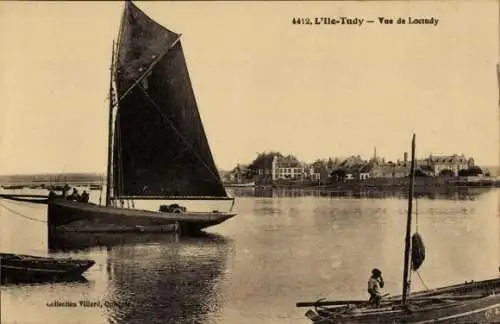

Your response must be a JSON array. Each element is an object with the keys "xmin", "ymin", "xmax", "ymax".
[
  {"xmin": 105, "ymin": 40, "xmax": 116, "ymax": 207},
  {"xmin": 402, "ymin": 133, "xmax": 416, "ymax": 305}
]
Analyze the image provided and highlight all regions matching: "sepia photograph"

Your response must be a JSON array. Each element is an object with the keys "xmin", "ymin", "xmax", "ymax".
[{"xmin": 0, "ymin": 1, "xmax": 499, "ymax": 323}]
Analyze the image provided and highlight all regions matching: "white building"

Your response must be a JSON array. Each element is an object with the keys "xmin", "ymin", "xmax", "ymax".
[
  {"xmin": 271, "ymin": 155, "xmax": 314, "ymax": 181},
  {"xmin": 427, "ymin": 154, "xmax": 474, "ymax": 176}
]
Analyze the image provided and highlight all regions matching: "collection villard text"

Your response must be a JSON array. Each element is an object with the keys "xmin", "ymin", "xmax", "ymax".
[
  {"xmin": 292, "ymin": 16, "xmax": 439, "ymax": 26},
  {"xmin": 46, "ymin": 300, "xmax": 127, "ymax": 308}
]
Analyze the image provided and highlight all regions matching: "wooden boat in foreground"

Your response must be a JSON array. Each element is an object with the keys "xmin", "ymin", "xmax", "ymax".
[
  {"xmin": 44, "ymin": 1, "xmax": 237, "ymax": 234},
  {"xmin": 298, "ymin": 278, "xmax": 500, "ymax": 323},
  {"xmin": 1, "ymin": 253, "xmax": 95, "ymax": 283},
  {"xmin": 296, "ymin": 134, "xmax": 500, "ymax": 323}
]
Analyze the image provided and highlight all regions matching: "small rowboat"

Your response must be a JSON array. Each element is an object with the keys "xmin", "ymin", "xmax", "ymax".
[{"xmin": 1, "ymin": 253, "xmax": 95, "ymax": 283}]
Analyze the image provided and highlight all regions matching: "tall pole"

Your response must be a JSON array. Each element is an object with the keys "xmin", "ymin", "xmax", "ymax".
[
  {"xmin": 105, "ymin": 40, "xmax": 115, "ymax": 207},
  {"xmin": 402, "ymin": 134, "xmax": 416, "ymax": 305}
]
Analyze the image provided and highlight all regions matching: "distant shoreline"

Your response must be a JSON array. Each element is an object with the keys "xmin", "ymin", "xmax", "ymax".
[
  {"xmin": 1, "ymin": 172, "xmax": 498, "ymax": 190},
  {"xmin": 228, "ymin": 176, "xmax": 500, "ymax": 190},
  {"xmin": 265, "ymin": 183, "xmax": 500, "ymax": 190},
  {"xmin": 249, "ymin": 184, "xmax": 500, "ymax": 191}
]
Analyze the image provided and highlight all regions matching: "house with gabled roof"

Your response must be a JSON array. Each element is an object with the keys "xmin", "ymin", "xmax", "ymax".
[
  {"xmin": 227, "ymin": 164, "xmax": 252, "ymax": 183},
  {"xmin": 329, "ymin": 158, "xmax": 373, "ymax": 181},
  {"xmin": 370, "ymin": 163, "xmax": 410, "ymax": 178}
]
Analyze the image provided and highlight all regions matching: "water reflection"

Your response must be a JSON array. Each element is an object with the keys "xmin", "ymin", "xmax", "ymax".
[
  {"xmin": 102, "ymin": 233, "xmax": 231, "ymax": 324},
  {"xmin": 231, "ymin": 186, "xmax": 492, "ymax": 200},
  {"xmin": 48, "ymin": 231, "xmax": 182, "ymax": 253},
  {"xmin": 2, "ymin": 275, "xmax": 89, "ymax": 286},
  {"xmin": 48, "ymin": 232, "xmax": 232, "ymax": 324}
]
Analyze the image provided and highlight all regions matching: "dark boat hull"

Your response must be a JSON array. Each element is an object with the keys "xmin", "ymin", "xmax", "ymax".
[
  {"xmin": 303, "ymin": 278, "xmax": 500, "ymax": 323},
  {"xmin": 47, "ymin": 198, "xmax": 236, "ymax": 235},
  {"xmin": 1, "ymin": 253, "xmax": 94, "ymax": 284}
]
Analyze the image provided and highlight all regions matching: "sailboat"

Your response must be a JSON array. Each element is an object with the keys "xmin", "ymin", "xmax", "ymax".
[
  {"xmin": 296, "ymin": 134, "xmax": 500, "ymax": 323},
  {"xmin": 45, "ymin": 1, "xmax": 236, "ymax": 234}
]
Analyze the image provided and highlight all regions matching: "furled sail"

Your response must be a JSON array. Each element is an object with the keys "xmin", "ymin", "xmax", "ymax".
[{"xmin": 112, "ymin": 1, "xmax": 228, "ymax": 198}]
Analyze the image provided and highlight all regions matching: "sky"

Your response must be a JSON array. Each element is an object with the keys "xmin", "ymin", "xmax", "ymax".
[{"xmin": 0, "ymin": 1, "xmax": 498, "ymax": 174}]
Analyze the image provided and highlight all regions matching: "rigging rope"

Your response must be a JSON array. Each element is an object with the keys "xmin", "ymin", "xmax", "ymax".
[
  {"xmin": 0, "ymin": 198, "xmax": 43, "ymax": 209},
  {"xmin": 0, "ymin": 202, "xmax": 47, "ymax": 223},
  {"xmin": 415, "ymin": 197, "xmax": 419, "ymax": 232},
  {"xmin": 416, "ymin": 270, "xmax": 430, "ymax": 291}
]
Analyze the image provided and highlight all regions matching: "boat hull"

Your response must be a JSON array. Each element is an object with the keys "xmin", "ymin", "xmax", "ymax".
[
  {"xmin": 1, "ymin": 253, "xmax": 94, "ymax": 284},
  {"xmin": 303, "ymin": 278, "xmax": 500, "ymax": 323},
  {"xmin": 47, "ymin": 198, "xmax": 236, "ymax": 235}
]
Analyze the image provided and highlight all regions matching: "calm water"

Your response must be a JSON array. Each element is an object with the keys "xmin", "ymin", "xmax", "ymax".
[{"xmin": 1, "ymin": 188, "xmax": 499, "ymax": 324}]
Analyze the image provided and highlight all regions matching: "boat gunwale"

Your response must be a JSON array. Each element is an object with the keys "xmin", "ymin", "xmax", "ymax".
[{"xmin": 391, "ymin": 277, "xmax": 500, "ymax": 299}]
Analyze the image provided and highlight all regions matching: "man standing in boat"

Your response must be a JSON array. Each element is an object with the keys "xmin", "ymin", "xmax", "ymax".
[{"xmin": 368, "ymin": 268, "xmax": 385, "ymax": 307}]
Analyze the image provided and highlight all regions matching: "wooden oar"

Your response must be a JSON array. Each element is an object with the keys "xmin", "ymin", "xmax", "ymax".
[
  {"xmin": 297, "ymin": 300, "xmax": 367, "ymax": 308},
  {"xmin": 296, "ymin": 293, "xmax": 391, "ymax": 308}
]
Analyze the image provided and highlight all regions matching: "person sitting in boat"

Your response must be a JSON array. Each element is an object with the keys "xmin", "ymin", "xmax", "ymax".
[
  {"xmin": 48, "ymin": 190, "xmax": 57, "ymax": 200},
  {"xmin": 61, "ymin": 184, "xmax": 71, "ymax": 198},
  {"xmin": 67, "ymin": 188, "xmax": 80, "ymax": 201},
  {"xmin": 368, "ymin": 268, "xmax": 385, "ymax": 307},
  {"xmin": 79, "ymin": 190, "xmax": 90, "ymax": 203}
]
